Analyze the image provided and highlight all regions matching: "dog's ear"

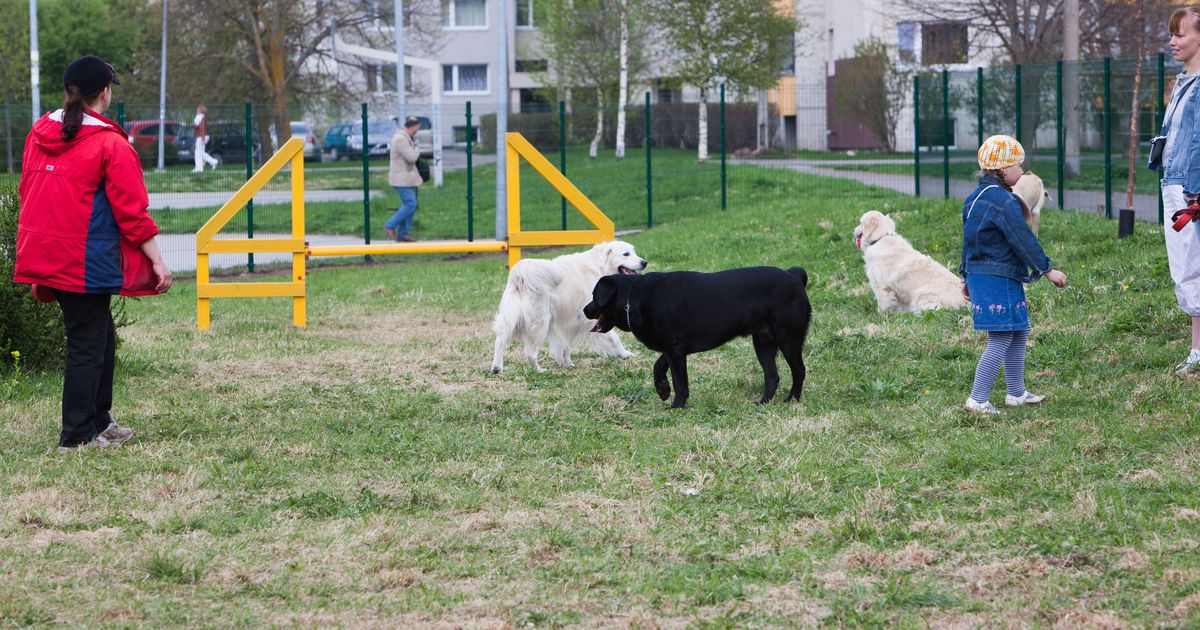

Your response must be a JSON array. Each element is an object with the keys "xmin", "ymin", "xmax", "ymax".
[{"xmin": 592, "ymin": 276, "xmax": 618, "ymax": 308}]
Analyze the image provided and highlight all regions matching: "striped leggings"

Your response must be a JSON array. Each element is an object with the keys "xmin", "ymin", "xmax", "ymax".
[{"xmin": 969, "ymin": 329, "xmax": 1029, "ymax": 403}]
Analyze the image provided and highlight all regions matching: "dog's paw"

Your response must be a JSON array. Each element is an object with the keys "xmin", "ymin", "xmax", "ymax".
[
  {"xmin": 655, "ymin": 380, "xmax": 671, "ymax": 401},
  {"xmin": 491, "ymin": 366, "xmax": 501, "ymax": 374}
]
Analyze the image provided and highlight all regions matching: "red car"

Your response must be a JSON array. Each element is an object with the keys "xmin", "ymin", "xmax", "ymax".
[{"xmin": 122, "ymin": 119, "xmax": 186, "ymax": 163}]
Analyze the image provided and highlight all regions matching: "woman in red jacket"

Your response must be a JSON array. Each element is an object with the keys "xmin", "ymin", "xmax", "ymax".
[{"xmin": 14, "ymin": 56, "xmax": 172, "ymax": 451}]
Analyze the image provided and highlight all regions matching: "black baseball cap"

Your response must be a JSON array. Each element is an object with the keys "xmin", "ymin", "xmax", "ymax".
[{"xmin": 63, "ymin": 55, "xmax": 120, "ymax": 94}]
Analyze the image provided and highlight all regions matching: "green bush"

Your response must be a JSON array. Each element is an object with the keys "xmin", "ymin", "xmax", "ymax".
[{"xmin": 0, "ymin": 186, "xmax": 65, "ymax": 372}]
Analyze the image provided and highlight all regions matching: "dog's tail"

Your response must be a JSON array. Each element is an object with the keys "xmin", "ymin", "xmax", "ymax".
[
  {"xmin": 786, "ymin": 266, "xmax": 809, "ymax": 288},
  {"xmin": 492, "ymin": 259, "xmax": 566, "ymax": 336}
]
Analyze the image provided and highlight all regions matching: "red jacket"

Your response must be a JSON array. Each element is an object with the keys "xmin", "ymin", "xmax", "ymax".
[{"xmin": 14, "ymin": 109, "xmax": 160, "ymax": 296}]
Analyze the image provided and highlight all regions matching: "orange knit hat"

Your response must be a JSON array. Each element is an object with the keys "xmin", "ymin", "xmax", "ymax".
[{"xmin": 977, "ymin": 135, "xmax": 1025, "ymax": 170}]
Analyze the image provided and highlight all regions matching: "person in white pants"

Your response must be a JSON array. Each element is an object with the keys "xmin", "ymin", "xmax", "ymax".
[{"xmin": 193, "ymin": 105, "xmax": 218, "ymax": 172}]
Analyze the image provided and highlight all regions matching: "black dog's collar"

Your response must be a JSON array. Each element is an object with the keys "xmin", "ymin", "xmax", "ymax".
[{"xmin": 625, "ymin": 301, "xmax": 632, "ymax": 330}]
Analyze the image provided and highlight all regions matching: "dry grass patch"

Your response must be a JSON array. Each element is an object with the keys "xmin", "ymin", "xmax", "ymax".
[{"xmin": 1051, "ymin": 608, "xmax": 1127, "ymax": 629}]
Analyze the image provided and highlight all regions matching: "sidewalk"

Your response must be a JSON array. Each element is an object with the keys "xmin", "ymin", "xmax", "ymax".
[
  {"xmin": 159, "ymin": 233, "xmax": 370, "ymax": 273},
  {"xmin": 150, "ymin": 189, "xmax": 381, "ymax": 211}
]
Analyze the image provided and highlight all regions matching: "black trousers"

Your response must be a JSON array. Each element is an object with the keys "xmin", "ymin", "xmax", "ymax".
[{"xmin": 55, "ymin": 291, "xmax": 116, "ymax": 447}]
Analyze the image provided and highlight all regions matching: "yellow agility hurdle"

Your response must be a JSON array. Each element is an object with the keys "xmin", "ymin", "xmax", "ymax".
[{"xmin": 195, "ymin": 132, "xmax": 615, "ymax": 330}]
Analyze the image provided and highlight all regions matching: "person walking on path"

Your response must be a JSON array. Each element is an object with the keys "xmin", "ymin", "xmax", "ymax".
[
  {"xmin": 959, "ymin": 135, "xmax": 1067, "ymax": 414},
  {"xmin": 385, "ymin": 116, "xmax": 424, "ymax": 242},
  {"xmin": 1157, "ymin": 6, "xmax": 1200, "ymax": 376},
  {"xmin": 192, "ymin": 105, "xmax": 219, "ymax": 172},
  {"xmin": 14, "ymin": 55, "xmax": 173, "ymax": 451}
]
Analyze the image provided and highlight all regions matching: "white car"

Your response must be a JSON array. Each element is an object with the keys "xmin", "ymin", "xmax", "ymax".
[
  {"xmin": 345, "ymin": 117, "xmax": 434, "ymax": 159},
  {"xmin": 268, "ymin": 121, "xmax": 320, "ymax": 161}
]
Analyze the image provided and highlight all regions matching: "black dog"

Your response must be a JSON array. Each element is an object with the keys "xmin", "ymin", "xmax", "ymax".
[{"xmin": 582, "ymin": 266, "xmax": 811, "ymax": 409}]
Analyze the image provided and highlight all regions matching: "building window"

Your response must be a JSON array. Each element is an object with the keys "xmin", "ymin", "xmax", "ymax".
[
  {"xmin": 516, "ymin": 0, "xmax": 533, "ymax": 27},
  {"xmin": 443, "ymin": 0, "xmax": 487, "ymax": 28},
  {"xmin": 519, "ymin": 88, "xmax": 551, "ymax": 113},
  {"xmin": 657, "ymin": 88, "xmax": 676, "ymax": 103},
  {"xmin": 443, "ymin": 64, "xmax": 489, "ymax": 93},
  {"xmin": 922, "ymin": 22, "xmax": 967, "ymax": 65},
  {"xmin": 515, "ymin": 59, "xmax": 547, "ymax": 73},
  {"xmin": 454, "ymin": 125, "xmax": 481, "ymax": 144}
]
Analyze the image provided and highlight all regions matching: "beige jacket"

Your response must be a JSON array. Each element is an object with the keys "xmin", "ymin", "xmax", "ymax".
[{"xmin": 388, "ymin": 130, "xmax": 422, "ymax": 187}]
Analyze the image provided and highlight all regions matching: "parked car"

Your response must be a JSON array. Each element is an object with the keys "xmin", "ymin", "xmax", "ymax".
[
  {"xmin": 345, "ymin": 119, "xmax": 397, "ymax": 159},
  {"xmin": 323, "ymin": 122, "xmax": 353, "ymax": 161},
  {"xmin": 175, "ymin": 120, "xmax": 263, "ymax": 165},
  {"xmin": 410, "ymin": 116, "xmax": 434, "ymax": 157},
  {"xmin": 269, "ymin": 121, "xmax": 320, "ymax": 161},
  {"xmin": 123, "ymin": 119, "xmax": 186, "ymax": 164}
]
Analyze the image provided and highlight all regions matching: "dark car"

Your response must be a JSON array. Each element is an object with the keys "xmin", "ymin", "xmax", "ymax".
[
  {"xmin": 323, "ymin": 122, "xmax": 353, "ymax": 161},
  {"xmin": 124, "ymin": 119, "xmax": 185, "ymax": 164},
  {"xmin": 176, "ymin": 121, "xmax": 263, "ymax": 165}
]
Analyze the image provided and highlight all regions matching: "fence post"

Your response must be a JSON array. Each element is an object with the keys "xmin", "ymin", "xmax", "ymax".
[
  {"xmin": 1104, "ymin": 57, "xmax": 1112, "ymax": 220},
  {"xmin": 4, "ymin": 104, "xmax": 12, "ymax": 174},
  {"xmin": 245, "ymin": 102, "xmax": 255, "ymax": 273},
  {"xmin": 646, "ymin": 91, "xmax": 653, "ymax": 228},
  {"xmin": 1159, "ymin": 52, "xmax": 1166, "ymax": 225},
  {"xmin": 559, "ymin": 100, "xmax": 567, "ymax": 230},
  {"xmin": 116, "ymin": 102, "xmax": 125, "ymax": 129},
  {"xmin": 1015, "ymin": 64, "xmax": 1023, "ymax": 144},
  {"xmin": 466, "ymin": 101, "xmax": 474, "ymax": 242},
  {"xmin": 942, "ymin": 68, "xmax": 950, "ymax": 200},
  {"xmin": 976, "ymin": 67, "xmax": 983, "ymax": 149},
  {"xmin": 914, "ymin": 75, "xmax": 921, "ymax": 198},
  {"xmin": 361, "ymin": 103, "xmax": 371, "ymax": 259},
  {"xmin": 720, "ymin": 82, "xmax": 727, "ymax": 211},
  {"xmin": 1056, "ymin": 60, "xmax": 1065, "ymax": 211}
]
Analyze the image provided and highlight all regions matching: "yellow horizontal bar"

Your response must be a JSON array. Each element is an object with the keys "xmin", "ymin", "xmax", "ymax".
[
  {"xmin": 307, "ymin": 240, "xmax": 508, "ymax": 257},
  {"xmin": 196, "ymin": 138, "xmax": 305, "ymax": 248},
  {"xmin": 197, "ymin": 282, "xmax": 306, "ymax": 298},
  {"xmin": 199, "ymin": 238, "xmax": 306, "ymax": 254},
  {"xmin": 509, "ymin": 230, "xmax": 609, "ymax": 247}
]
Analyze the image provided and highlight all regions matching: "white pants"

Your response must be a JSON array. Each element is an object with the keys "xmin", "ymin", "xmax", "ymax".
[
  {"xmin": 1162, "ymin": 184, "xmax": 1200, "ymax": 315},
  {"xmin": 193, "ymin": 136, "xmax": 218, "ymax": 171}
]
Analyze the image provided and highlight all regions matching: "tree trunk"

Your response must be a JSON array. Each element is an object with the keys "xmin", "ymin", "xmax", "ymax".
[
  {"xmin": 1063, "ymin": 0, "xmax": 1081, "ymax": 178},
  {"xmin": 615, "ymin": 0, "xmax": 629, "ymax": 159},
  {"xmin": 756, "ymin": 89, "xmax": 769, "ymax": 152},
  {"xmin": 697, "ymin": 86, "xmax": 709, "ymax": 163},
  {"xmin": 1124, "ymin": 0, "xmax": 1145, "ymax": 210},
  {"xmin": 268, "ymin": 2, "xmax": 290, "ymax": 153},
  {"xmin": 590, "ymin": 91, "xmax": 604, "ymax": 159}
]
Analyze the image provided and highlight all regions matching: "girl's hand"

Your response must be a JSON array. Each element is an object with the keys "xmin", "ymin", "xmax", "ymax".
[{"xmin": 1046, "ymin": 269, "xmax": 1067, "ymax": 288}]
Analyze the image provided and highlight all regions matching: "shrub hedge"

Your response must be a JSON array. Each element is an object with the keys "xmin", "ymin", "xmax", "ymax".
[{"xmin": 0, "ymin": 186, "xmax": 65, "ymax": 371}]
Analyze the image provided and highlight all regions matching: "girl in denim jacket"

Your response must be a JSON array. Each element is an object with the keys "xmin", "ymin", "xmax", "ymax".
[
  {"xmin": 1157, "ymin": 7, "xmax": 1200, "ymax": 375},
  {"xmin": 960, "ymin": 135, "xmax": 1068, "ymax": 414}
]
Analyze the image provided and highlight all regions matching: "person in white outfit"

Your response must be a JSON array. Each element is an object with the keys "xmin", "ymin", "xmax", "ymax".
[{"xmin": 192, "ymin": 105, "xmax": 219, "ymax": 172}]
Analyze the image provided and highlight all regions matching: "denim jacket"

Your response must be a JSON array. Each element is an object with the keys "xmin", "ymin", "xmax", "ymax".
[
  {"xmin": 959, "ymin": 176, "xmax": 1052, "ymax": 283},
  {"xmin": 1162, "ymin": 74, "xmax": 1200, "ymax": 194}
]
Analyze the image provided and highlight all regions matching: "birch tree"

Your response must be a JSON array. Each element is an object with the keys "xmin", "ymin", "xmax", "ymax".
[
  {"xmin": 655, "ymin": 0, "xmax": 797, "ymax": 162},
  {"xmin": 538, "ymin": 0, "xmax": 650, "ymax": 158}
]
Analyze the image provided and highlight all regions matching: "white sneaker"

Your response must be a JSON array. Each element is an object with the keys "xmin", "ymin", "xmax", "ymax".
[
  {"xmin": 964, "ymin": 397, "xmax": 1000, "ymax": 414},
  {"xmin": 1174, "ymin": 349, "xmax": 1200, "ymax": 377},
  {"xmin": 1005, "ymin": 391, "xmax": 1045, "ymax": 407}
]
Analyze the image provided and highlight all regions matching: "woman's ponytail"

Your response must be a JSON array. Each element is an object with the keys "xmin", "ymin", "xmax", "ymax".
[{"xmin": 61, "ymin": 85, "xmax": 85, "ymax": 142}]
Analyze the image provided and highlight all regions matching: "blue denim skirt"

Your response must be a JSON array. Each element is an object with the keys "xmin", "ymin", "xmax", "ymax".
[{"xmin": 966, "ymin": 273, "xmax": 1030, "ymax": 332}]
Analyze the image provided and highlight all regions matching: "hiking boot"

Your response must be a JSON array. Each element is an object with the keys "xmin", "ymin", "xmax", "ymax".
[
  {"xmin": 1174, "ymin": 349, "xmax": 1200, "ymax": 377},
  {"xmin": 385, "ymin": 227, "xmax": 397, "ymax": 241},
  {"xmin": 398, "ymin": 235, "xmax": 418, "ymax": 242},
  {"xmin": 59, "ymin": 435, "xmax": 111, "ymax": 452},
  {"xmin": 1005, "ymin": 391, "xmax": 1045, "ymax": 407},
  {"xmin": 100, "ymin": 421, "xmax": 134, "ymax": 446},
  {"xmin": 964, "ymin": 397, "xmax": 1000, "ymax": 414}
]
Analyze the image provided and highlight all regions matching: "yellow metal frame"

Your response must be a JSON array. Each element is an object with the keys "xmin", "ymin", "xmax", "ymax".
[{"xmin": 195, "ymin": 132, "xmax": 614, "ymax": 330}]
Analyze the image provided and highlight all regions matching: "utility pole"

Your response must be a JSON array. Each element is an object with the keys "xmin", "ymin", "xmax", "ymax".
[
  {"xmin": 496, "ymin": 0, "xmax": 510, "ymax": 238},
  {"xmin": 29, "ymin": 0, "xmax": 40, "ymax": 124},
  {"xmin": 157, "ymin": 0, "xmax": 168, "ymax": 171},
  {"xmin": 1063, "ymin": 0, "xmax": 1080, "ymax": 178},
  {"xmin": 394, "ymin": 0, "xmax": 405, "ymax": 117}
]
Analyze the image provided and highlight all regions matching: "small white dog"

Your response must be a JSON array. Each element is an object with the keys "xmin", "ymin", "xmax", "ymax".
[
  {"xmin": 1012, "ymin": 172, "xmax": 1050, "ymax": 235},
  {"xmin": 853, "ymin": 211, "xmax": 967, "ymax": 313},
  {"xmin": 491, "ymin": 240, "xmax": 648, "ymax": 373}
]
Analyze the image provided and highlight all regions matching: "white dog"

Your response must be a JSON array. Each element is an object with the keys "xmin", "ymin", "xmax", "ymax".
[
  {"xmin": 1012, "ymin": 172, "xmax": 1050, "ymax": 235},
  {"xmin": 491, "ymin": 240, "xmax": 648, "ymax": 373},
  {"xmin": 853, "ymin": 211, "xmax": 967, "ymax": 313}
]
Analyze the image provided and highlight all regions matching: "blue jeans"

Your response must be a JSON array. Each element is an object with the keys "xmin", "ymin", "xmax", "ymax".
[{"xmin": 385, "ymin": 187, "xmax": 418, "ymax": 237}]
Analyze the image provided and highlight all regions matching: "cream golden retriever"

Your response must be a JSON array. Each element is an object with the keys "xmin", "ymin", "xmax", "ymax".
[
  {"xmin": 1012, "ymin": 172, "xmax": 1050, "ymax": 235},
  {"xmin": 491, "ymin": 240, "xmax": 648, "ymax": 373},
  {"xmin": 853, "ymin": 211, "xmax": 966, "ymax": 313}
]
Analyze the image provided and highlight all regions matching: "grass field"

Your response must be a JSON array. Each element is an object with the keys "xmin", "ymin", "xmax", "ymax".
[{"xmin": 3, "ymin": 167, "xmax": 1200, "ymax": 627}]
